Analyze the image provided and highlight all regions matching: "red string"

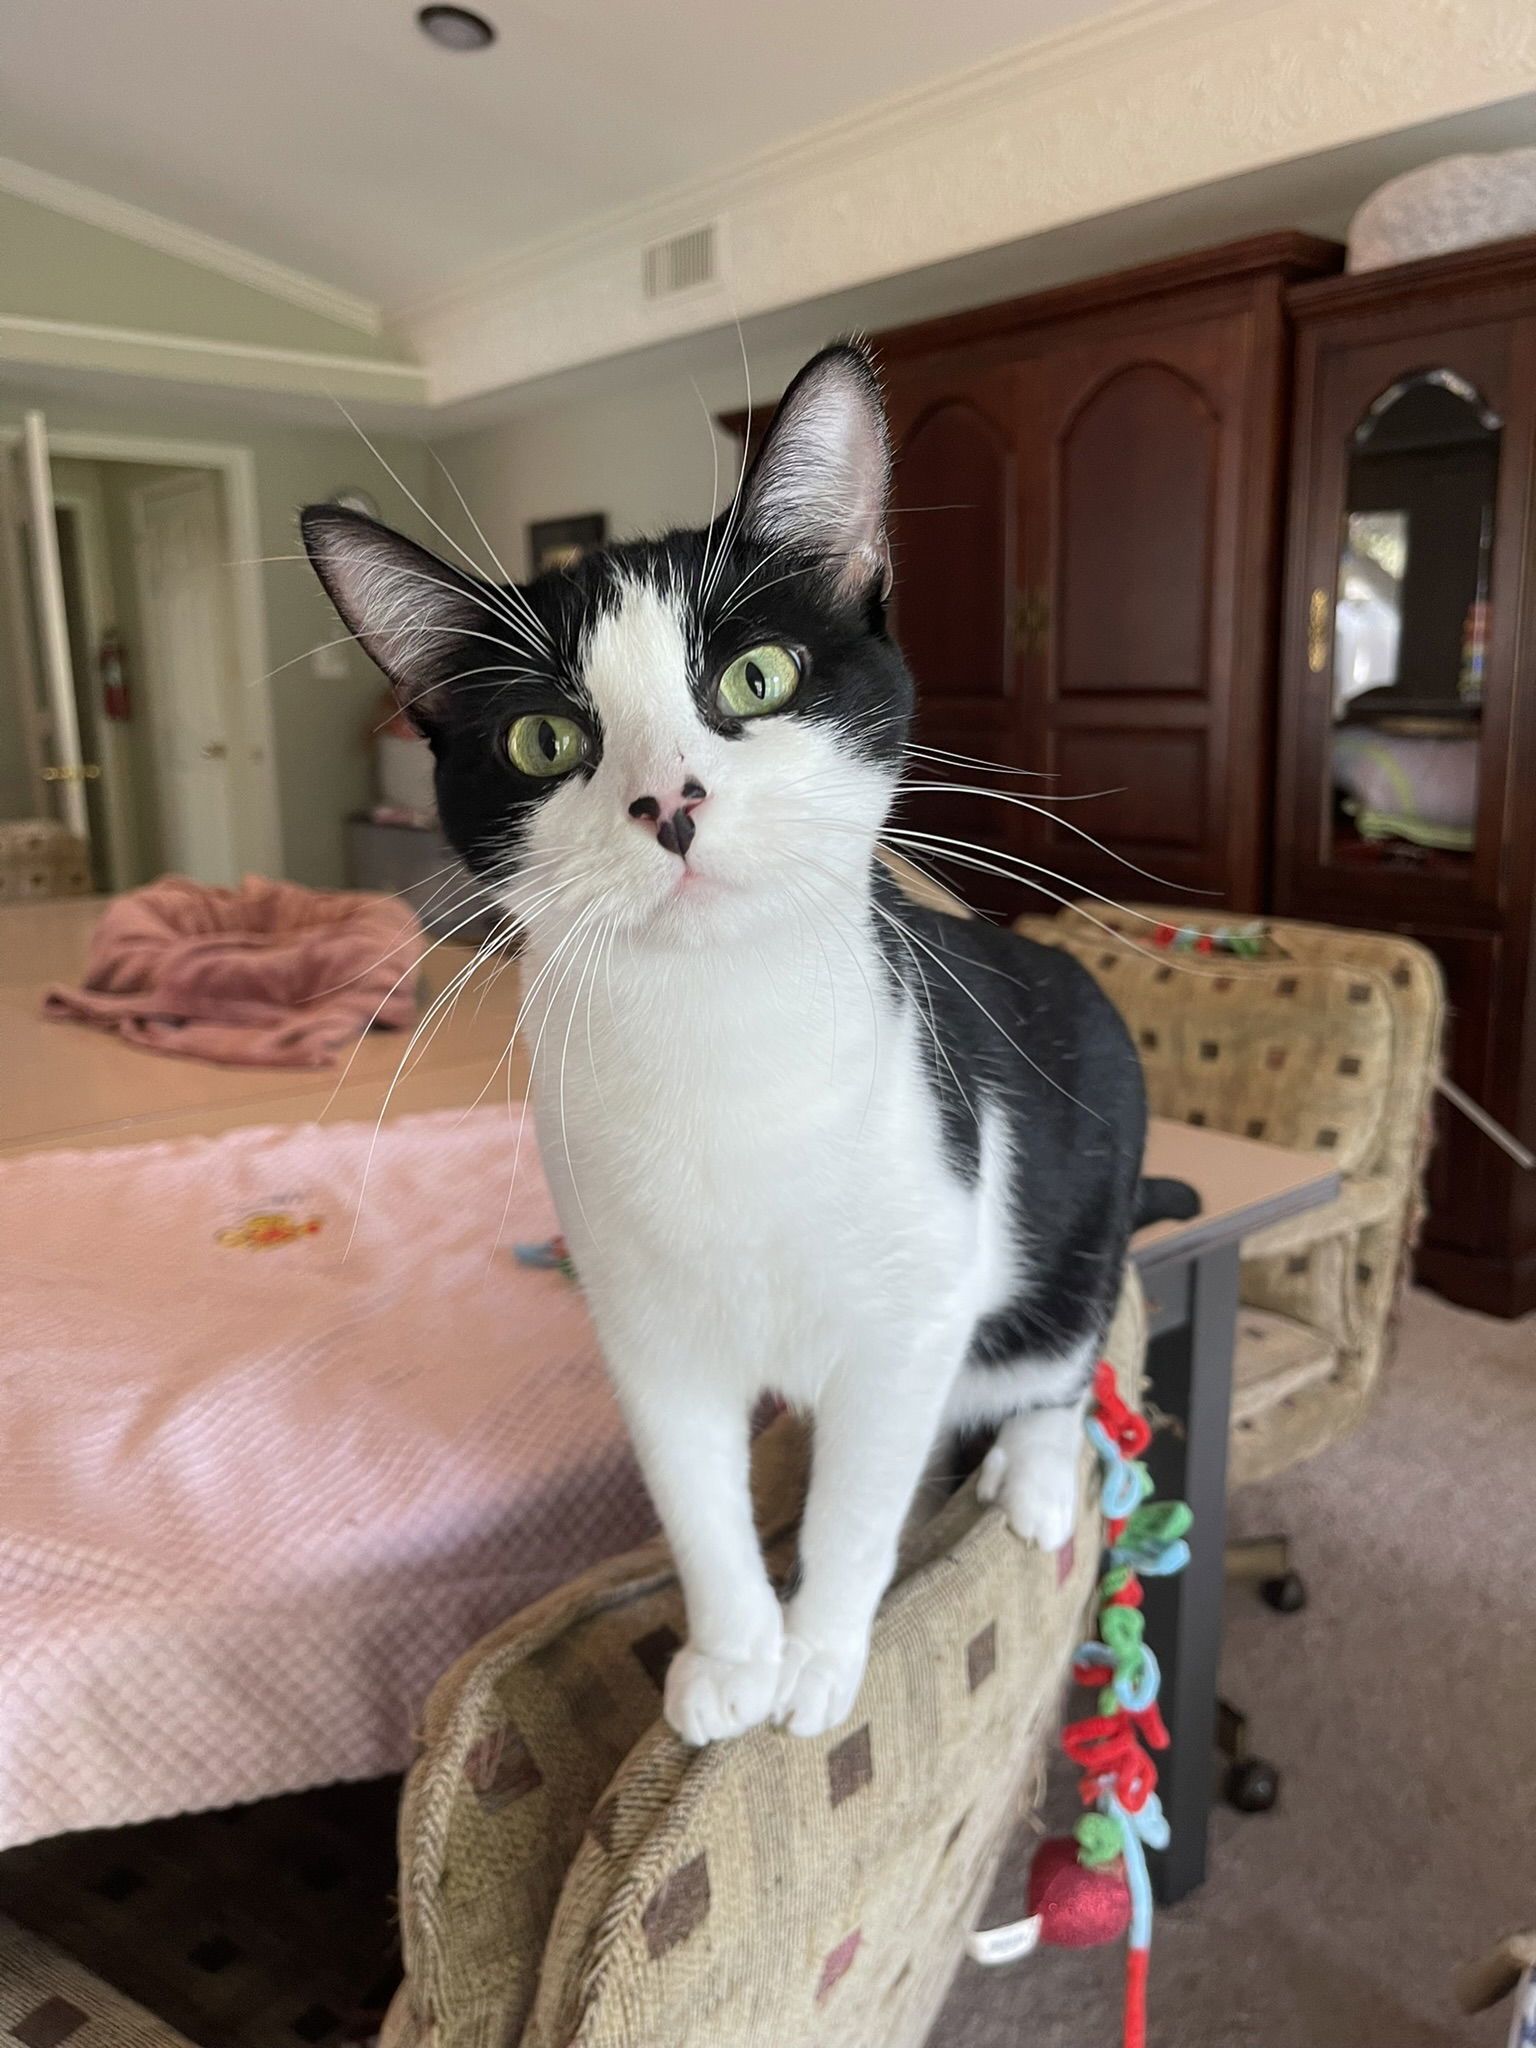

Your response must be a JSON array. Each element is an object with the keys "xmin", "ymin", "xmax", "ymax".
[
  {"xmin": 1060, "ymin": 1716, "xmax": 1159, "ymax": 1813},
  {"xmin": 1124, "ymin": 1945, "xmax": 1149, "ymax": 2048}
]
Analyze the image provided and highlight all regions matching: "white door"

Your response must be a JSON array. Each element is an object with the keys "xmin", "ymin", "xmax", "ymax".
[
  {"xmin": 131, "ymin": 470, "xmax": 240, "ymax": 885},
  {"xmin": 5, "ymin": 411, "xmax": 93, "ymax": 841}
]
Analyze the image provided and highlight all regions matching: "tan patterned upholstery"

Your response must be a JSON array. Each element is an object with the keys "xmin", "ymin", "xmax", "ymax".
[
  {"xmin": 0, "ymin": 1914, "xmax": 196, "ymax": 2048},
  {"xmin": 383, "ymin": 1278, "xmax": 1147, "ymax": 2048},
  {"xmin": 1013, "ymin": 902, "xmax": 1443, "ymax": 1487},
  {"xmin": 0, "ymin": 820, "xmax": 91, "ymax": 901}
]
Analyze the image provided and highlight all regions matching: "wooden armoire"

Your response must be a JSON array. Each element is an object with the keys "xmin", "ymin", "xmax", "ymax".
[
  {"xmin": 1275, "ymin": 240, "xmax": 1536, "ymax": 1319},
  {"xmin": 721, "ymin": 229, "xmax": 1536, "ymax": 1317}
]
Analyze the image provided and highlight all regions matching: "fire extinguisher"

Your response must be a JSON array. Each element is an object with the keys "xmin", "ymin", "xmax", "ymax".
[{"xmin": 99, "ymin": 628, "xmax": 131, "ymax": 721}]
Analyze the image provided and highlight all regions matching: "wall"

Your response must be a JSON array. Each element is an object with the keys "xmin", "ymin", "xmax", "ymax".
[
  {"xmin": 0, "ymin": 186, "xmax": 426, "ymax": 407},
  {"xmin": 427, "ymin": 346, "xmax": 812, "ymax": 578},
  {"xmin": 0, "ymin": 540, "xmax": 36, "ymax": 820},
  {"xmin": 0, "ymin": 188, "xmax": 404, "ymax": 360},
  {"xmin": 1, "ymin": 390, "xmax": 434, "ymax": 887},
  {"xmin": 241, "ymin": 428, "xmax": 435, "ymax": 885},
  {"xmin": 92, "ymin": 462, "xmax": 166, "ymax": 882}
]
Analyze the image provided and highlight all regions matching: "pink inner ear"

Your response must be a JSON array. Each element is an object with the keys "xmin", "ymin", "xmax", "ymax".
[{"xmin": 743, "ymin": 352, "xmax": 891, "ymax": 589}]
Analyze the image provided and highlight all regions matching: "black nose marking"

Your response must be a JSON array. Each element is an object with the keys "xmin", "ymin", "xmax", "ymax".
[
  {"xmin": 657, "ymin": 809, "xmax": 697, "ymax": 858},
  {"xmin": 628, "ymin": 795, "xmax": 660, "ymax": 820}
]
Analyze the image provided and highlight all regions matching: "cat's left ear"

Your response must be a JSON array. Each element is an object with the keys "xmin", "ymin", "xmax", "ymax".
[
  {"xmin": 739, "ymin": 342, "xmax": 892, "ymax": 601},
  {"xmin": 300, "ymin": 504, "xmax": 493, "ymax": 733}
]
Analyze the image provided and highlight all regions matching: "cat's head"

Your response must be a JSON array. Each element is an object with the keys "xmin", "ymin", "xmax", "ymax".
[{"xmin": 301, "ymin": 343, "xmax": 912, "ymax": 950}]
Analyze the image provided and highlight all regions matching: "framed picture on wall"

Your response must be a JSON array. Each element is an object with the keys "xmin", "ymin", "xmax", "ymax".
[{"xmin": 528, "ymin": 512, "xmax": 606, "ymax": 574}]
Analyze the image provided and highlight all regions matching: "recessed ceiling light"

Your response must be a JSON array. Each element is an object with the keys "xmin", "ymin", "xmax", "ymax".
[{"xmin": 417, "ymin": 5, "xmax": 496, "ymax": 51}]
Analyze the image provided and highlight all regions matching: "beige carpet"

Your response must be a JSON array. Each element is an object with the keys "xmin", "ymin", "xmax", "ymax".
[{"xmin": 933, "ymin": 1287, "xmax": 1536, "ymax": 2047}]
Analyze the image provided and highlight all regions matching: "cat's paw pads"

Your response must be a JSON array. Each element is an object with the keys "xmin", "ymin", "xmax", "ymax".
[
  {"xmin": 770, "ymin": 1631, "xmax": 868, "ymax": 1738},
  {"xmin": 663, "ymin": 1638, "xmax": 783, "ymax": 1746},
  {"xmin": 978, "ymin": 1438, "xmax": 1079, "ymax": 1554}
]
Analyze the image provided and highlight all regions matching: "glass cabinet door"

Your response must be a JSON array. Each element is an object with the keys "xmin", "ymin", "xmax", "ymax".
[{"xmin": 1326, "ymin": 369, "xmax": 1499, "ymax": 873}]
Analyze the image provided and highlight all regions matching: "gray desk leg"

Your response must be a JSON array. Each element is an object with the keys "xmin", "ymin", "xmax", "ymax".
[{"xmin": 1140, "ymin": 1239, "xmax": 1240, "ymax": 1905}]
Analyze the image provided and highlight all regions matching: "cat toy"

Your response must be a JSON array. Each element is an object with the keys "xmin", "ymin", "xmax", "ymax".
[
  {"xmin": 513, "ymin": 1234, "xmax": 576, "ymax": 1279},
  {"xmin": 1059, "ymin": 1360, "xmax": 1191, "ymax": 2048},
  {"xmin": 1149, "ymin": 919, "xmax": 1266, "ymax": 957},
  {"xmin": 969, "ymin": 1361, "xmax": 1191, "ymax": 2048}
]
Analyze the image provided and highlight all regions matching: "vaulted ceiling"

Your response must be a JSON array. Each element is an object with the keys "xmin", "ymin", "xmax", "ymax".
[{"xmin": 1, "ymin": 0, "xmax": 1119, "ymax": 305}]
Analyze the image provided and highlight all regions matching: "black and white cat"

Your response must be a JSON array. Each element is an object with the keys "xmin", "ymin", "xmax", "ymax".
[{"xmin": 302, "ymin": 343, "xmax": 1165, "ymax": 1747}]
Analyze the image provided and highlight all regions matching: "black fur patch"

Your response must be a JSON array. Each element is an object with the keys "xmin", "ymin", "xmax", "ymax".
[{"xmin": 873, "ymin": 871, "xmax": 1147, "ymax": 1369}]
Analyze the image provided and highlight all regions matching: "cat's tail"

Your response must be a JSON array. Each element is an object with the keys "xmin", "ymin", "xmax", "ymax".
[{"xmin": 1134, "ymin": 1176, "xmax": 1202, "ymax": 1229}]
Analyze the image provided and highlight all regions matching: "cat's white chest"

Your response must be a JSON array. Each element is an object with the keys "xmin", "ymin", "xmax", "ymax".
[{"xmin": 521, "ymin": 924, "xmax": 996, "ymax": 1399}]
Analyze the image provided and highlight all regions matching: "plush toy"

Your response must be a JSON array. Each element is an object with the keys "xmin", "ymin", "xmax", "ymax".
[{"xmin": 1027, "ymin": 1833, "xmax": 1132, "ymax": 1946}]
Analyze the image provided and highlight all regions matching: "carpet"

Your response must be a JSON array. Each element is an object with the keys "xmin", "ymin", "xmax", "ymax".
[{"xmin": 934, "ymin": 1287, "xmax": 1536, "ymax": 2047}]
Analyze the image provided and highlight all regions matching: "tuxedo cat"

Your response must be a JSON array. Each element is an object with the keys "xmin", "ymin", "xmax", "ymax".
[{"xmin": 302, "ymin": 343, "xmax": 1167, "ymax": 1745}]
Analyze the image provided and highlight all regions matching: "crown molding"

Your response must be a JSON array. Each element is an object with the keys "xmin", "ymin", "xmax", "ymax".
[
  {"xmin": 0, "ymin": 313, "xmax": 428, "ymax": 403},
  {"xmin": 393, "ymin": 0, "xmax": 1536, "ymax": 405},
  {"xmin": 0, "ymin": 154, "xmax": 384, "ymax": 337}
]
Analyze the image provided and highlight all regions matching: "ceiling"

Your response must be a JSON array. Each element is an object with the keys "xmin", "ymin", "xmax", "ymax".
[{"xmin": 0, "ymin": 0, "xmax": 1125, "ymax": 307}]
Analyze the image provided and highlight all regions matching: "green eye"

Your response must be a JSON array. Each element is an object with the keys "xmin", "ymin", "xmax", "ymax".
[
  {"xmin": 506, "ymin": 713, "xmax": 591, "ymax": 779},
  {"xmin": 718, "ymin": 643, "xmax": 801, "ymax": 719}
]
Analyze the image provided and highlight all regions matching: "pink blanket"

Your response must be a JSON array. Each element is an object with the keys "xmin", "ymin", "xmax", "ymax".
[
  {"xmin": 0, "ymin": 1107, "xmax": 654, "ymax": 1848},
  {"xmin": 41, "ymin": 875, "xmax": 426, "ymax": 1068}
]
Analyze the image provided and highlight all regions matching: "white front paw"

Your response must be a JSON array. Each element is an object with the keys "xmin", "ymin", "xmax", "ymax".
[
  {"xmin": 978, "ymin": 1425, "xmax": 1079, "ymax": 1554},
  {"xmin": 770, "ymin": 1627, "xmax": 869, "ymax": 1738},
  {"xmin": 663, "ymin": 1620, "xmax": 784, "ymax": 1747}
]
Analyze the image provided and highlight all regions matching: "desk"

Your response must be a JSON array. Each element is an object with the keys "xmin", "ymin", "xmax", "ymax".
[{"xmin": 1130, "ymin": 1119, "xmax": 1338, "ymax": 1903}]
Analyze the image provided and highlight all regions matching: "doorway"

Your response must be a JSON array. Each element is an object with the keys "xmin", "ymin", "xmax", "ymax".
[{"xmin": 1, "ymin": 418, "xmax": 280, "ymax": 892}]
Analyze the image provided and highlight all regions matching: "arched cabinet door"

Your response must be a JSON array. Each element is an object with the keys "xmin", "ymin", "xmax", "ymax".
[
  {"xmin": 1053, "ymin": 363, "xmax": 1216, "ymax": 700},
  {"xmin": 884, "ymin": 365, "xmax": 1022, "ymax": 913},
  {"xmin": 1019, "ymin": 304, "xmax": 1283, "ymax": 910}
]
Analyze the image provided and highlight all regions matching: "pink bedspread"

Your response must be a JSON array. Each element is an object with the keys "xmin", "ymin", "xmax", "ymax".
[
  {"xmin": 0, "ymin": 1107, "xmax": 654, "ymax": 1849},
  {"xmin": 41, "ymin": 875, "xmax": 426, "ymax": 1068}
]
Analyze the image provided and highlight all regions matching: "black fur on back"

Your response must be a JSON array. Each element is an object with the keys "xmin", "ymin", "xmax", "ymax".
[{"xmin": 872, "ymin": 865, "xmax": 1148, "ymax": 1367}]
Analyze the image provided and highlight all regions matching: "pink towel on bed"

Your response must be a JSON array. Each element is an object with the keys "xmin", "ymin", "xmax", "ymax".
[{"xmin": 42, "ymin": 875, "xmax": 426, "ymax": 1068}]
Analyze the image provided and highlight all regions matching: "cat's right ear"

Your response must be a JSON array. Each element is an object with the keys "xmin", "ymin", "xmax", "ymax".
[
  {"xmin": 739, "ymin": 342, "xmax": 892, "ymax": 602},
  {"xmin": 300, "ymin": 505, "xmax": 490, "ymax": 733}
]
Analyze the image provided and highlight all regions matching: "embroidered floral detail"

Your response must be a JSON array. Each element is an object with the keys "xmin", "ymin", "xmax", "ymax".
[{"xmin": 215, "ymin": 1210, "xmax": 323, "ymax": 1250}]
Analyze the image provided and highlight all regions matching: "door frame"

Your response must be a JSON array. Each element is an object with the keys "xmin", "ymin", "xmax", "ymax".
[
  {"xmin": 50, "ymin": 483, "xmax": 140, "ymax": 892},
  {"xmin": 0, "ymin": 428, "xmax": 281, "ymax": 877},
  {"xmin": 0, "ymin": 446, "xmax": 48, "ymax": 814}
]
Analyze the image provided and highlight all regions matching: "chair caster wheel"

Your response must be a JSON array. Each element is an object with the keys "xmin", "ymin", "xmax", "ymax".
[
  {"xmin": 1225, "ymin": 1757, "xmax": 1280, "ymax": 1813},
  {"xmin": 1260, "ymin": 1570, "xmax": 1307, "ymax": 1614}
]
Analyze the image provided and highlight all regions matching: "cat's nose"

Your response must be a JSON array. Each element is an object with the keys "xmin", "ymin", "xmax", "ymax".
[{"xmin": 628, "ymin": 780, "xmax": 706, "ymax": 859}]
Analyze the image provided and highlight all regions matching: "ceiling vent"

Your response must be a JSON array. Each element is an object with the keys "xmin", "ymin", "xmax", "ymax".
[{"xmin": 642, "ymin": 223, "xmax": 719, "ymax": 300}]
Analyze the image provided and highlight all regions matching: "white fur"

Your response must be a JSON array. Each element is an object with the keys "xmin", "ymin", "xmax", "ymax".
[{"xmin": 513, "ymin": 572, "xmax": 1083, "ymax": 1742}]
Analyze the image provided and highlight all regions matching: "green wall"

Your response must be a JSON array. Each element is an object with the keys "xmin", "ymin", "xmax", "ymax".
[{"xmin": 0, "ymin": 188, "xmax": 410, "ymax": 364}]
